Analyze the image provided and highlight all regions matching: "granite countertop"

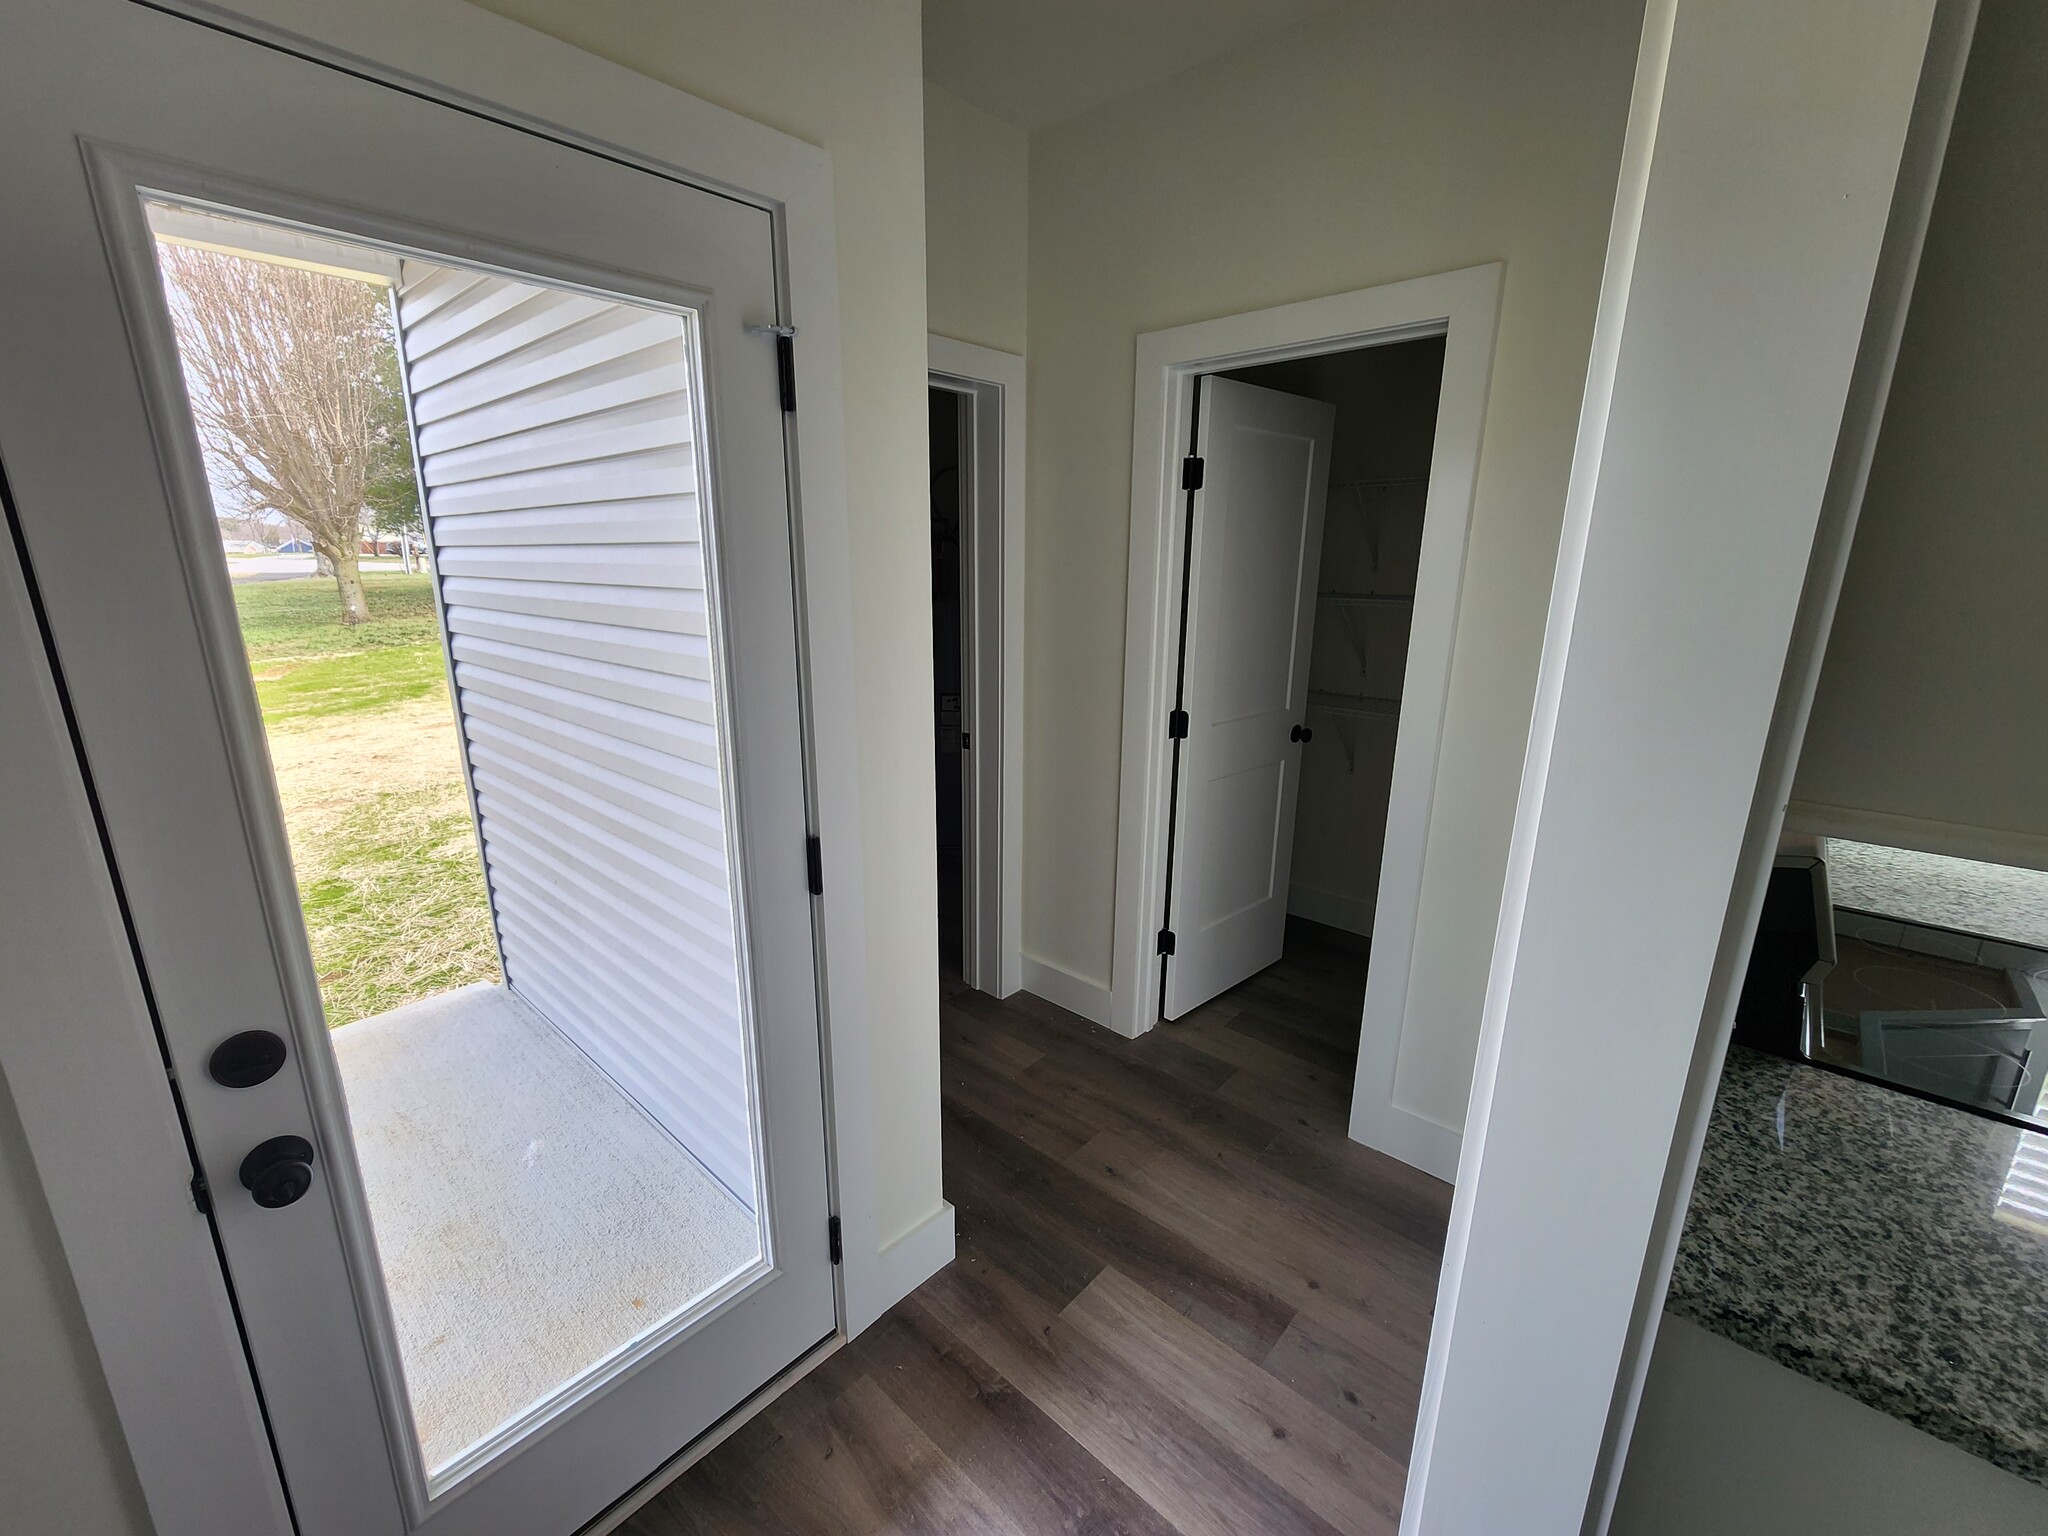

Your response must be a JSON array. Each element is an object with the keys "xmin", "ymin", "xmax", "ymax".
[
  {"xmin": 1825, "ymin": 837, "xmax": 2048, "ymax": 951},
  {"xmin": 1670, "ymin": 1045, "xmax": 2048, "ymax": 1486}
]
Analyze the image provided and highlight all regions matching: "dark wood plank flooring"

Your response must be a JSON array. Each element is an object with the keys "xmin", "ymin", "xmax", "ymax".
[{"xmin": 625, "ymin": 921, "xmax": 1451, "ymax": 1536}]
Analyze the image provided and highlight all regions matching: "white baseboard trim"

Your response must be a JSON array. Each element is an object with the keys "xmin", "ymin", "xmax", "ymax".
[
  {"xmin": 864, "ymin": 1199, "xmax": 955, "ymax": 1320},
  {"xmin": 1785, "ymin": 801, "xmax": 2048, "ymax": 875},
  {"xmin": 1348, "ymin": 1097, "xmax": 1462, "ymax": 1184},
  {"xmin": 1021, "ymin": 953, "xmax": 1120, "ymax": 1032},
  {"xmin": 1287, "ymin": 882, "xmax": 1376, "ymax": 937}
]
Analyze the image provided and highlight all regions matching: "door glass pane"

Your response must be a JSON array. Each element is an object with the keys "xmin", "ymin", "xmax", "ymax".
[{"xmin": 144, "ymin": 199, "xmax": 768, "ymax": 1484}]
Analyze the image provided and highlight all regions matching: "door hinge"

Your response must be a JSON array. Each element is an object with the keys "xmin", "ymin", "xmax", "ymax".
[
  {"xmin": 806, "ymin": 834, "xmax": 824, "ymax": 896},
  {"xmin": 775, "ymin": 333, "xmax": 797, "ymax": 413},
  {"xmin": 748, "ymin": 322, "xmax": 799, "ymax": 412},
  {"xmin": 190, "ymin": 1171, "xmax": 212, "ymax": 1217},
  {"xmin": 1181, "ymin": 455, "xmax": 1205, "ymax": 491},
  {"xmin": 1167, "ymin": 708, "xmax": 1189, "ymax": 740},
  {"xmin": 1157, "ymin": 928, "xmax": 1177, "ymax": 956},
  {"xmin": 828, "ymin": 1214, "xmax": 843, "ymax": 1266}
]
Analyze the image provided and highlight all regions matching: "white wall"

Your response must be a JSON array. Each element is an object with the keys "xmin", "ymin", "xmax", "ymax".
[
  {"xmin": 465, "ymin": 0, "xmax": 945, "ymax": 1256},
  {"xmin": 1613, "ymin": 1318, "xmax": 2048, "ymax": 1535},
  {"xmin": 1022, "ymin": 0, "xmax": 1645, "ymax": 1130},
  {"xmin": 0, "ymin": 1078, "xmax": 152, "ymax": 1536},
  {"xmin": 1790, "ymin": 0, "xmax": 2048, "ymax": 853},
  {"xmin": 924, "ymin": 81, "xmax": 1028, "ymax": 357}
]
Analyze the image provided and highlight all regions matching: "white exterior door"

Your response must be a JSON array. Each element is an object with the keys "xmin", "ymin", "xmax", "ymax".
[
  {"xmin": 1162, "ymin": 377, "xmax": 1335, "ymax": 1019},
  {"xmin": 0, "ymin": 4, "xmax": 834, "ymax": 1534}
]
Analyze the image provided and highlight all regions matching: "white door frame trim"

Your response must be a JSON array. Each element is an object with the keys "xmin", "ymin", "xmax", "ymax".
[
  {"xmin": 1584, "ymin": 0, "xmax": 1979, "ymax": 1527},
  {"xmin": 0, "ymin": 1, "xmax": 896, "ymax": 1531},
  {"xmin": 928, "ymin": 335, "xmax": 1026, "ymax": 999},
  {"xmin": 1108, "ymin": 268, "xmax": 1502, "ymax": 1174},
  {"xmin": 1397, "ymin": 0, "xmax": 1944, "ymax": 1526}
]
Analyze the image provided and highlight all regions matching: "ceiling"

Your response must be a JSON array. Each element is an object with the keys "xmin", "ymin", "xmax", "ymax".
[{"xmin": 922, "ymin": 0, "xmax": 1346, "ymax": 130}]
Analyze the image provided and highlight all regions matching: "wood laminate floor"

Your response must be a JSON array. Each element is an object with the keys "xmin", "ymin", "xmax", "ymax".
[{"xmin": 624, "ymin": 921, "xmax": 1452, "ymax": 1536}]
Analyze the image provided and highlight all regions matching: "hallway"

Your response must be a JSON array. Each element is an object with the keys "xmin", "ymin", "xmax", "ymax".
[{"xmin": 627, "ymin": 925, "xmax": 1450, "ymax": 1535}]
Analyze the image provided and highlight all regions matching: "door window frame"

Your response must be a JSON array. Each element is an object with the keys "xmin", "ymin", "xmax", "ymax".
[{"xmin": 0, "ymin": 3, "xmax": 882, "ymax": 1532}]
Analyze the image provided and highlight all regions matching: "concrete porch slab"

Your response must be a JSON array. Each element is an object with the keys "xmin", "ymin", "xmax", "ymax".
[{"xmin": 332, "ymin": 982, "xmax": 759, "ymax": 1473}]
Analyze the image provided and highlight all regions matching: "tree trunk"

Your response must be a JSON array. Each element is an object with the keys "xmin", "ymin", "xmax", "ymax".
[{"xmin": 328, "ymin": 542, "xmax": 371, "ymax": 626}]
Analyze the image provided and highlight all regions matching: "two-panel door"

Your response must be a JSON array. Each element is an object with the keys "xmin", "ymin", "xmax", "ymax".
[
  {"xmin": 1162, "ymin": 377, "xmax": 1336, "ymax": 1018},
  {"xmin": 0, "ymin": 2, "xmax": 835, "ymax": 1532}
]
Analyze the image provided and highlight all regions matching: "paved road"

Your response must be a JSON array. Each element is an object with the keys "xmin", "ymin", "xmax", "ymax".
[{"xmin": 227, "ymin": 555, "xmax": 415, "ymax": 583}]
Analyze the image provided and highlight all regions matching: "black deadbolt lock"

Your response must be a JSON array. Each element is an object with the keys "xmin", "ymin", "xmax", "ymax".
[
  {"xmin": 209, "ymin": 1029, "xmax": 288, "ymax": 1088},
  {"xmin": 1290, "ymin": 723, "xmax": 1314, "ymax": 743},
  {"xmin": 239, "ymin": 1135, "xmax": 316, "ymax": 1209}
]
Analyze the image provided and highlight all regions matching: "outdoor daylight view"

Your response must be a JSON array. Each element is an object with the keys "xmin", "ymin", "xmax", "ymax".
[{"xmin": 154, "ymin": 233, "xmax": 499, "ymax": 1028}]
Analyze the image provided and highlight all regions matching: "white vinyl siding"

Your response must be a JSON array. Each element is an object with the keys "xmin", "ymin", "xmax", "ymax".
[{"xmin": 394, "ymin": 260, "xmax": 755, "ymax": 1209}]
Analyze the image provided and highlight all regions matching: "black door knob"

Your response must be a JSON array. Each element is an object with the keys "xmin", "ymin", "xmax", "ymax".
[
  {"xmin": 209, "ymin": 1029, "xmax": 288, "ymax": 1088},
  {"xmin": 239, "ymin": 1135, "xmax": 316, "ymax": 1209},
  {"xmin": 1290, "ymin": 723, "xmax": 1313, "ymax": 743}
]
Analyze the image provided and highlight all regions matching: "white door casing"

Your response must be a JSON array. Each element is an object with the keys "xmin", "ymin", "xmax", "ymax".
[
  {"xmin": 1109, "ymin": 267, "xmax": 1502, "ymax": 1137},
  {"xmin": 0, "ymin": 3, "xmax": 834, "ymax": 1533},
  {"xmin": 1162, "ymin": 377, "xmax": 1336, "ymax": 1018}
]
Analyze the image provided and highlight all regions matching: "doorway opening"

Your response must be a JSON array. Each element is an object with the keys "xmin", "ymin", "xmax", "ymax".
[
  {"xmin": 1156, "ymin": 337, "xmax": 1448, "ymax": 1094},
  {"xmin": 927, "ymin": 337, "xmax": 1026, "ymax": 1000},
  {"xmin": 930, "ymin": 385, "xmax": 970, "ymax": 980},
  {"xmin": 1111, "ymin": 268, "xmax": 1500, "ymax": 1180}
]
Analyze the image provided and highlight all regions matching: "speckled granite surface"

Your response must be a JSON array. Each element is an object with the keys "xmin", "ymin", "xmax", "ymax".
[
  {"xmin": 1826, "ymin": 837, "xmax": 2048, "ymax": 950},
  {"xmin": 1670, "ymin": 1046, "xmax": 2048, "ymax": 1486}
]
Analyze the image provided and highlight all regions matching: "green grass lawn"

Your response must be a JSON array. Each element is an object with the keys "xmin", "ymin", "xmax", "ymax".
[
  {"xmin": 233, "ymin": 572, "xmax": 500, "ymax": 1027},
  {"xmin": 236, "ymin": 572, "xmax": 450, "ymax": 722}
]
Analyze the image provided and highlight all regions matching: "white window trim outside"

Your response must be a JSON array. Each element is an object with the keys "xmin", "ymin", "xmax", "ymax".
[
  {"xmin": 928, "ymin": 335, "xmax": 1026, "ymax": 999},
  {"xmin": 1106, "ymin": 265, "xmax": 1502, "ymax": 1185},
  {"xmin": 0, "ymin": 2, "xmax": 897, "ymax": 1532}
]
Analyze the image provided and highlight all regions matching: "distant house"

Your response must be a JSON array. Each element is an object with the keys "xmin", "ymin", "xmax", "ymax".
[{"xmin": 277, "ymin": 537, "xmax": 314, "ymax": 553}]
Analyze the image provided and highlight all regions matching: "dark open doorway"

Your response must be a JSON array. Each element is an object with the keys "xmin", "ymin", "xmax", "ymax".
[{"xmin": 930, "ymin": 385, "xmax": 968, "ymax": 978}]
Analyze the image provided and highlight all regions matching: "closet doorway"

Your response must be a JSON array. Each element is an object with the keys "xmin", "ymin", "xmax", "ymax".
[
  {"xmin": 1159, "ymin": 339, "xmax": 1444, "ymax": 1048},
  {"xmin": 1111, "ymin": 269, "xmax": 1501, "ymax": 1180}
]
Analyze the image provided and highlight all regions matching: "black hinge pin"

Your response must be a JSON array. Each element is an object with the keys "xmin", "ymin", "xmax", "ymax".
[
  {"xmin": 1157, "ymin": 929, "xmax": 1177, "ymax": 956},
  {"xmin": 191, "ymin": 1171, "xmax": 212, "ymax": 1216},
  {"xmin": 806, "ymin": 835, "xmax": 824, "ymax": 896},
  {"xmin": 748, "ymin": 321, "xmax": 799, "ymax": 412},
  {"xmin": 828, "ymin": 1215, "xmax": 843, "ymax": 1266},
  {"xmin": 1168, "ymin": 708, "xmax": 1189, "ymax": 740},
  {"xmin": 1181, "ymin": 456, "xmax": 1205, "ymax": 491}
]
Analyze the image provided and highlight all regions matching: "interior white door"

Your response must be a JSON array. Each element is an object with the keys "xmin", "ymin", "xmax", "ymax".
[
  {"xmin": 0, "ymin": 4, "xmax": 834, "ymax": 1534},
  {"xmin": 1162, "ymin": 377, "xmax": 1335, "ymax": 1019}
]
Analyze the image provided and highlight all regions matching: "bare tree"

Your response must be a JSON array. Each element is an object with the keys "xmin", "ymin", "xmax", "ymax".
[{"xmin": 157, "ymin": 243, "xmax": 400, "ymax": 624}]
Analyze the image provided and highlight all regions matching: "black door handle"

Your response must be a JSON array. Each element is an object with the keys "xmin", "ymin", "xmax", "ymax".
[
  {"xmin": 239, "ymin": 1135, "xmax": 316, "ymax": 1209},
  {"xmin": 1290, "ymin": 723, "xmax": 1313, "ymax": 743}
]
